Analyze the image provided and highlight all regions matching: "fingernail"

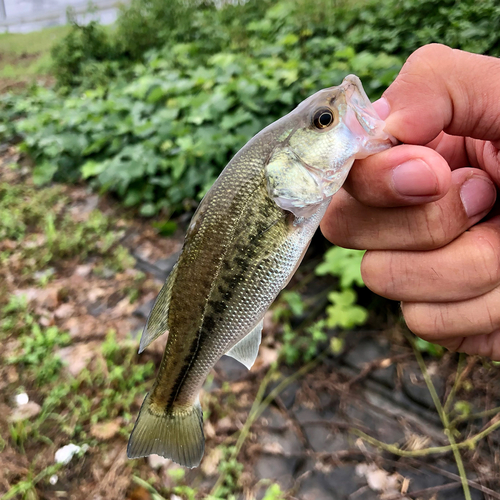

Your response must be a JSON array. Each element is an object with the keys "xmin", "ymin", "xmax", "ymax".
[
  {"xmin": 460, "ymin": 176, "xmax": 497, "ymax": 218},
  {"xmin": 373, "ymin": 97, "xmax": 390, "ymax": 120},
  {"xmin": 392, "ymin": 159, "xmax": 438, "ymax": 197}
]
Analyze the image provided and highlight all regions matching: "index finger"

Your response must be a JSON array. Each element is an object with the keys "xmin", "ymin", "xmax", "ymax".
[{"xmin": 377, "ymin": 44, "xmax": 500, "ymax": 145}]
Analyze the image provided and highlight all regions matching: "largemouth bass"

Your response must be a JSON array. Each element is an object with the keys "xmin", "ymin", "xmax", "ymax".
[{"xmin": 127, "ymin": 75, "xmax": 394, "ymax": 467}]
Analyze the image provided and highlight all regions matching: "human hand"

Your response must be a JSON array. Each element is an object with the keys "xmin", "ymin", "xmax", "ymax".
[{"xmin": 321, "ymin": 44, "xmax": 500, "ymax": 360}]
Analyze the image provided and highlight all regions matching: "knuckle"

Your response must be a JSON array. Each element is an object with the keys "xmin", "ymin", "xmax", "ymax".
[
  {"xmin": 471, "ymin": 233, "xmax": 500, "ymax": 288},
  {"xmin": 361, "ymin": 251, "xmax": 389, "ymax": 295},
  {"xmin": 412, "ymin": 203, "xmax": 454, "ymax": 249},
  {"xmin": 402, "ymin": 302, "xmax": 447, "ymax": 338},
  {"xmin": 406, "ymin": 44, "xmax": 453, "ymax": 71},
  {"xmin": 488, "ymin": 331, "xmax": 500, "ymax": 361}
]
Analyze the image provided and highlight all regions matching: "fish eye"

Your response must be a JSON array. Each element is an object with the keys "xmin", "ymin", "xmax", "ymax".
[{"xmin": 313, "ymin": 108, "xmax": 335, "ymax": 129}]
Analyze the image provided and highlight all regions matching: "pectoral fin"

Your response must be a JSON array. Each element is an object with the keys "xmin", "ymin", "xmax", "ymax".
[
  {"xmin": 225, "ymin": 319, "xmax": 263, "ymax": 369},
  {"xmin": 138, "ymin": 264, "xmax": 178, "ymax": 353}
]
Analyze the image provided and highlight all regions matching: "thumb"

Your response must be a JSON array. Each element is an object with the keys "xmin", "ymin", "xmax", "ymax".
[{"xmin": 376, "ymin": 44, "xmax": 500, "ymax": 145}]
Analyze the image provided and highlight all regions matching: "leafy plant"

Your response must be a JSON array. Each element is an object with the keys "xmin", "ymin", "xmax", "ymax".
[
  {"xmin": 317, "ymin": 246, "xmax": 368, "ymax": 328},
  {"xmin": 278, "ymin": 246, "xmax": 369, "ymax": 364},
  {"xmin": 7, "ymin": 323, "xmax": 71, "ymax": 385},
  {"xmin": 414, "ymin": 337, "xmax": 445, "ymax": 358},
  {"xmin": 261, "ymin": 484, "xmax": 286, "ymax": 500},
  {"xmin": 326, "ymin": 289, "xmax": 368, "ymax": 329},
  {"xmin": 0, "ymin": 175, "xmax": 128, "ymax": 281},
  {"xmin": 211, "ymin": 446, "xmax": 244, "ymax": 500},
  {"xmin": 0, "ymin": 1, "xmax": 402, "ymax": 217},
  {"xmin": 315, "ymin": 246, "xmax": 365, "ymax": 288},
  {"xmin": 50, "ymin": 19, "xmax": 118, "ymax": 89}
]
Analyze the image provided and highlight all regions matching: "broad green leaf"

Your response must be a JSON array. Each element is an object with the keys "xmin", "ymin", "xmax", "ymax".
[{"xmin": 33, "ymin": 161, "xmax": 58, "ymax": 186}]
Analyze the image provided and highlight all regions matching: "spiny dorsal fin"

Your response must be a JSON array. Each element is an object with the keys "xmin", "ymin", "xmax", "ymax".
[
  {"xmin": 138, "ymin": 264, "xmax": 178, "ymax": 353},
  {"xmin": 225, "ymin": 319, "xmax": 263, "ymax": 369}
]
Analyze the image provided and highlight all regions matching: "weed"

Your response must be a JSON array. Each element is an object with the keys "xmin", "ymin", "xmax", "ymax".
[
  {"xmin": 7, "ymin": 323, "xmax": 71, "ymax": 385},
  {"xmin": 278, "ymin": 246, "xmax": 368, "ymax": 364},
  {"xmin": 0, "ymin": 177, "xmax": 127, "ymax": 282},
  {"xmin": 414, "ymin": 337, "xmax": 445, "ymax": 358},
  {"xmin": 261, "ymin": 484, "xmax": 286, "ymax": 500},
  {"xmin": 211, "ymin": 446, "xmax": 244, "ymax": 499},
  {"xmin": 2, "ymin": 463, "xmax": 63, "ymax": 500}
]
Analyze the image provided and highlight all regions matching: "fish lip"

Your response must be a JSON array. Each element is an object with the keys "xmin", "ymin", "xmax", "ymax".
[
  {"xmin": 340, "ymin": 74, "xmax": 389, "ymax": 138},
  {"xmin": 338, "ymin": 75, "xmax": 397, "ymax": 151}
]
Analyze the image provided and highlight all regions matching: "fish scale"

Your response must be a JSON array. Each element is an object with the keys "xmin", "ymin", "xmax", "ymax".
[{"xmin": 127, "ymin": 75, "xmax": 395, "ymax": 467}]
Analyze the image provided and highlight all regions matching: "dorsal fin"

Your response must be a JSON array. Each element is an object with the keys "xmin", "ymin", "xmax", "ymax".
[{"xmin": 138, "ymin": 264, "xmax": 178, "ymax": 353}]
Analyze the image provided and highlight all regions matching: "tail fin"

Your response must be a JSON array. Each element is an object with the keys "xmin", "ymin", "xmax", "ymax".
[{"xmin": 127, "ymin": 393, "xmax": 205, "ymax": 468}]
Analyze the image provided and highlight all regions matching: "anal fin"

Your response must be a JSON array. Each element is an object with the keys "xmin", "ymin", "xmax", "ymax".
[{"xmin": 225, "ymin": 319, "xmax": 263, "ymax": 369}]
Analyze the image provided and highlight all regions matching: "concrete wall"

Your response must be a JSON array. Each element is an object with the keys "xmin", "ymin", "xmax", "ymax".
[{"xmin": 0, "ymin": 0, "xmax": 129, "ymax": 33}]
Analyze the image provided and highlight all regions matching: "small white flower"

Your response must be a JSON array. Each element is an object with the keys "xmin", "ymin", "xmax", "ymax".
[
  {"xmin": 55, "ymin": 444, "xmax": 83, "ymax": 464},
  {"xmin": 15, "ymin": 393, "xmax": 29, "ymax": 406},
  {"xmin": 49, "ymin": 475, "xmax": 58, "ymax": 485}
]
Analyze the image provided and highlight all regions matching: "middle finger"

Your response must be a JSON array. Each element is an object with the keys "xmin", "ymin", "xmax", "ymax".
[
  {"xmin": 321, "ymin": 168, "xmax": 496, "ymax": 251},
  {"xmin": 361, "ymin": 216, "xmax": 500, "ymax": 302}
]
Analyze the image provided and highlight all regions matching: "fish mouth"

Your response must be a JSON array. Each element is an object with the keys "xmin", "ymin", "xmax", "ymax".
[
  {"xmin": 339, "ymin": 75, "xmax": 387, "ymax": 137},
  {"xmin": 339, "ymin": 75, "xmax": 397, "ymax": 156}
]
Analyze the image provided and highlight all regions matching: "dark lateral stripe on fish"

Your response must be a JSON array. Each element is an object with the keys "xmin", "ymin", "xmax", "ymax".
[
  {"xmin": 161, "ymin": 183, "xmax": 265, "ymax": 411},
  {"xmin": 164, "ymin": 219, "xmax": 271, "ymax": 410}
]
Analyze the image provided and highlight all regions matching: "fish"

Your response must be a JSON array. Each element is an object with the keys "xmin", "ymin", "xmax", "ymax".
[{"xmin": 127, "ymin": 75, "xmax": 395, "ymax": 467}]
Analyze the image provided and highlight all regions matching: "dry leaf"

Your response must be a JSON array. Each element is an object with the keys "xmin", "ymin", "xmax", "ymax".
[
  {"xmin": 127, "ymin": 486, "xmax": 152, "ymax": 500},
  {"xmin": 201, "ymin": 447, "xmax": 222, "ymax": 476},
  {"xmin": 74, "ymin": 265, "xmax": 93, "ymax": 277},
  {"xmin": 16, "ymin": 287, "xmax": 59, "ymax": 309},
  {"xmin": 204, "ymin": 420, "xmax": 216, "ymax": 439},
  {"xmin": 87, "ymin": 287, "xmax": 106, "ymax": 302},
  {"xmin": 9, "ymin": 401, "xmax": 41, "ymax": 422},
  {"xmin": 217, "ymin": 416, "xmax": 233, "ymax": 432},
  {"xmin": 379, "ymin": 358, "xmax": 392, "ymax": 369},
  {"xmin": 147, "ymin": 454, "xmax": 171, "ymax": 470},
  {"xmin": 91, "ymin": 419, "xmax": 122, "ymax": 440},
  {"xmin": 54, "ymin": 303, "xmax": 75, "ymax": 319},
  {"xmin": 261, "ymin": 442, "xmax": 284, "ymax": 455},
  {"xmin": 256, "ymin": 346, "xmax": 279, "ymax": 368},
  {"xmin": 356, "ymin": 463, "xmax": 402, "ymax": 494},
  {"xmin": 57, "ymin": 342, "xmax": 99, "ymax": 376}
]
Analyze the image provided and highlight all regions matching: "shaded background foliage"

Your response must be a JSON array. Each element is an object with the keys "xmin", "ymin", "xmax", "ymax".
[{"xmin": 2, "ymin": 0, "xmax": 500, "ymax": 217}]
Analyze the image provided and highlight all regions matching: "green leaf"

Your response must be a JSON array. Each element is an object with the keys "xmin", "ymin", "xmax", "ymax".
[
  {"xmin": 139, "ymin": 203, "xmax": 157, "ymax": 217},
  {"xmin": 281, "ymin": 291, "xmax": 304, "ymax": 316},
  {"xmin": 81, "ymin": 160, "xmax": 106, "ymax": 179},
  {"xmin": 32, "ymin": 161, "xmax": 58, "ymax": 186},
  {"xmin": 152, "ymin": 220, "xmax": 178, "ymax": 236},
  {"xmin": 330, "ymin": 337, "xmax": 345, "ymax": 355},
  {"xmin": 414, "ymin": 338, "xmax": 444, "ymax": 358},
  {"xmin": 315, "ymin": 247, "xmax": 365, "ymax": 289},
  {"xmin": 146, "ymin": 86, "xmax": 166, "ymax": 103},
  {"xmin": 454, "ymin": 400, "xmax": 472, "ymax": 417},
  {"xmin": 326, "ymin": 289, "xmax": 368, "ymax": 329}
]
